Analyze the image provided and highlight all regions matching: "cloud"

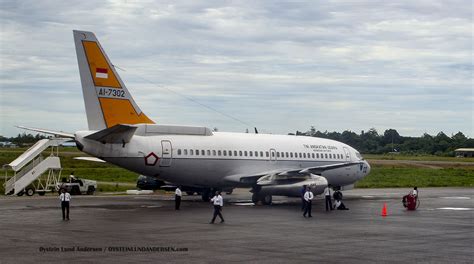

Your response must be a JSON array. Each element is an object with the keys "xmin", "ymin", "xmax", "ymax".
[{"xmin": 0, "ymin": 0, "xmax": 472, "ymax": 138}]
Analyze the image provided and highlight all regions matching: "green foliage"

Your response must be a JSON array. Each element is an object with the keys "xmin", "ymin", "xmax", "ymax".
[{"xmin": 295, "ymin": 127, "xmax": 473, "ymax": 155}]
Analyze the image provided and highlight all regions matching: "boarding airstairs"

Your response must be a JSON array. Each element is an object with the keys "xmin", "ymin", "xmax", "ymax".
[{"xmin": 3, "ymin": 138, "xmax": 70, "ymax": 196}]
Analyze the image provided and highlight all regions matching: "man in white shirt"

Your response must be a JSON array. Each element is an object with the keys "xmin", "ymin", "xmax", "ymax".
[
  {"xmin": 324, "ymin": 184, "xmax": 333, "ymax": 211},
  {"xmin": 209, "ymin": 191, "xmax": 224, "ymax": 224},
  {"xmin": 59, "ymin": 188, "xmax": 71, "ymax": 220},
  {"xmin": 303, "ymin": 187, "xmax": 314, "ymax": 218},
  {"xmin": 175, "ymin": 186, "xmax": 182, "ymax": 210}
]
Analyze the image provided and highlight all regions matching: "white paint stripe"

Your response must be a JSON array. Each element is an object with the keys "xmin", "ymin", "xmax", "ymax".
[
  {"xmin": 440, "ymin": 197, "xmax": 471, "ymax": 200},
  {"xmin": 233, "ymin": 203, "xmax": 255, "ymax": 206},
  {"xmin": 96, "ymin": 72, "xmax": 108, "ymax": 79},
  {"xmin": 437, "ymin": 207, "xmax": 473, "ymax": 211}
]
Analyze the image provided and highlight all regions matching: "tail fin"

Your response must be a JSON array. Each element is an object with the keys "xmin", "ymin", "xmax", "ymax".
[{"xmin": 73, "ymin": 30, "xmax": 154, "ymax": 130}]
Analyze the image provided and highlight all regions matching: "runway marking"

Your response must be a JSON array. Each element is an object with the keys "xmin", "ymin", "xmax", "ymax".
[
  {"xmin": 439, "ymin": 197, "xmax": 471, "ymax": 200},
  {"xmin": 232, "ymin": 203, "xmax": 255, "ymax": 206},
  {"xmin": 437, "ymin": 207, "xmax": 473, "ymax": 211}
]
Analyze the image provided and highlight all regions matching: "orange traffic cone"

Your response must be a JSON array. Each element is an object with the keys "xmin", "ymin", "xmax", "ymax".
[{"xmin": 381, "ymin": 203, "xmax": 388, "ymax": 217}]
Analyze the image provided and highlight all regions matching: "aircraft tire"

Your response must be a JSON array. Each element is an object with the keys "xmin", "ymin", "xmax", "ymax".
[
  {"xmin": 251, "ymin": 193, "xmax": 260, "ymax": 204},
  {"xmin": 201, "ymin": 189, "xmax": 211, "ymax": 202},
  {"xmin": 261, "ymin": 194, "xmax": 272, "ymax": 205}
]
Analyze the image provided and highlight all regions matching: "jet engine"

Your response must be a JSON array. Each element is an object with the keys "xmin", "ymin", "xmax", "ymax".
[{"xmin": 258, "ymin": 174, "xmax": 328, "ymax": 197}]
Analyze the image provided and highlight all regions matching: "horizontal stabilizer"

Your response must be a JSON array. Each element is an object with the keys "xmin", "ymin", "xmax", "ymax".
[
  {"xmin": 16, "ymin": 125, "xmax": 74, "ymax": 138},
  {"xmin": 73, "ymin": 157, "xmax": 106, "ymax": 163},
  {"xmin": 84, "ymin": 124, "xmax": 137, "ymax": 144}
]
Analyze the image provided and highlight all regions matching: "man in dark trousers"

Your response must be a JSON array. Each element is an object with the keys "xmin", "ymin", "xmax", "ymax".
[
  {"xmin": 324, "ymin": 184, "xmax": 333, "ymax": 211},
  {"xmin": 59, "ymin": 188, "xmax": 71, "ymax": 220},
  {"xmin": 301, "ymin": 184, "xmax": 307, "ymax": 211},
  {"xmin": 175, "ymin": 186, "xmax": 182, "ymax": 210},
  {"xmin": 303, "ymin": 186, "xmax": 314, "ymax": 218},
  {"xmin": 209, "ymin": 191, "xmax": 224, "ymax": 224}
]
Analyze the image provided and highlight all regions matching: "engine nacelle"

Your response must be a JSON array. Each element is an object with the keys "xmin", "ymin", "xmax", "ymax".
[{"xmin": 259, "ymin": 174, "xmax": 328, "ymax": 197}]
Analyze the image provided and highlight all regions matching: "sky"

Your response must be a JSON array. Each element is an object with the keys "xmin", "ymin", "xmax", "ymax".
[{"xmin": 0, "ymin": 0, "xmax": 472, "ymax": 138}]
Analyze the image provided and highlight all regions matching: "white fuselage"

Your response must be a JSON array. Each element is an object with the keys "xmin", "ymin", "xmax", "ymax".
[{"xmin": 76, "ymin": 131, "xmax": 371, "ymax": 192}]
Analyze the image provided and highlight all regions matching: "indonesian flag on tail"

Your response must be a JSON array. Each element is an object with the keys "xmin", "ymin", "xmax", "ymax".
[{"xmin": 96, "ymin": 68, "xmax": 108, "ymax": 79}]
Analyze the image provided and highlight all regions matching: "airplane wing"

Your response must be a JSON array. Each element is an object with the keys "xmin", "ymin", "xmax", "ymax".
[
  {"xmin": 16, "ymin": 125, "xmax": 75, "ymax": 138},
  {"xmin": 224, "ymin": 162, "xmax": 363, "ymax": 186}
]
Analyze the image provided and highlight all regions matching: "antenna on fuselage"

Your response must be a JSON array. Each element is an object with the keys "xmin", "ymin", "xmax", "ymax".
[{"xmin": 254, "ymin": 127, "xmax": 258, "ymax": 134}]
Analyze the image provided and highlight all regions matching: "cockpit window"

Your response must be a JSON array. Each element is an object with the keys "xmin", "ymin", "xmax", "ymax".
[{"xmin": 355, "ymin": 152, "xmax": 364, "ymax": 160}]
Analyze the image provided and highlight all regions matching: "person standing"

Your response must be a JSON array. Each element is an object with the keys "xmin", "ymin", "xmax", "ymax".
[
  {"xmin": 175, "ymin": 186, "xmax": 182, "ymax": 210},
  {"xmin": 301, "ymin": 184, "xmax": 307, "ymax": 211},
  {"xmin": 59, "ymin": 188, "xmax": 71, "ymax": 220},
  {"xmin": 303, "ymin": 187, "xmax": 314, "ymax": 218},
  {"xmin": 209, "ymin": 191, "xmax": 224, "ymax": 224},
  {"xmin": 324, "ymin": 184, "xmax": 333, "ymax": 211}
]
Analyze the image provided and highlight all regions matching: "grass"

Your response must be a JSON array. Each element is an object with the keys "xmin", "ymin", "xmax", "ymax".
[
  {"xmin": 356, "ymin": 166, "xmax": 474, "ymax": 188},
  {"xmin": 1, "ymin": 147, "xmax": 473, "ymax": 192},
  {"xmin": 364, "ymin": 154, "xmax": 474, "ymax": 162}
]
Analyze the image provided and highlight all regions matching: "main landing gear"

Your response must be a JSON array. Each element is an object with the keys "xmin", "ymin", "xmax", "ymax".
[{"xmin": 251, "ymin": 187, "xmax": 272, "ymax": 205}]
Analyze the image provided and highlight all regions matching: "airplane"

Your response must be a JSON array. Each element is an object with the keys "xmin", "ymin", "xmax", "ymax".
[{"xmin": 20, "ymin": 30, "xmax": 371, "ymax": 204}]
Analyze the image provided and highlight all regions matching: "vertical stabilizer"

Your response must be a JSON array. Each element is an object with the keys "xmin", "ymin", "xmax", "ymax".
[{"xmin": 73, "ymin": 30, "xmax": 154, "ymax": 130}]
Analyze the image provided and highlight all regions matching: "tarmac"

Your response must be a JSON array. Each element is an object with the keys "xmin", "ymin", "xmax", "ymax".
[{"xmin": 0, "ymin": 188, "xmax": 472, "ymax": 264}]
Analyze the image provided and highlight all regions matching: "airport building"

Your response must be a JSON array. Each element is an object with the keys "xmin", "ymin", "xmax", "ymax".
[{"xmin": 454, "ymin": 148, "xmax": 474, "ymax": 158}]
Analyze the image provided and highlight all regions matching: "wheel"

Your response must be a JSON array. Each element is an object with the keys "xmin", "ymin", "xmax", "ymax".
[
  {"xmin": 186, "ymin": 191, "xmax": 194, "ymax": 196},
  {"xmin": 26, "ymin": 188, "xmax": 35, "ymax": 196},
  {"xmin": 71, "ymin": 186, "xmax": 81, "ymax": 195},
  {"xmin": 38, "ymin": 191, "xmax": 46, "ymax": 196},
  {"xmin": 261, "ymin": 194, "xmax": 272, "ymax": 205},
  {"xmin": 17, "ymin": 191, "xmax": 24, "ymax": 196},
  {"xmin": 86, "ymin": 186, "xmax": 95, "ymax": 195},
  {"xmin": 251, "ymin": 193, "xmax": 260, "ymax": 204},
  {"xmin": 201, "ymin": 189, "xmax": 211, "ymax": 202}
]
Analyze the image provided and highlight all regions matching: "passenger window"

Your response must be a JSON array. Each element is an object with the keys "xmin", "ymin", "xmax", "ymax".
[
  {"xmin": 195, "ymin": 150, "xmax": 199, "ymax": 156},
  {"xmin": 325, "ymin": 153, "xmax": 328, "ymax": 159},
  {"xmin": 285, "ymin": 152, "xmax": 289, "ymax": 158},
  {"xmin": 230, "ymin": 151, "xmax": 233, "ymax": 156},
  {"xmin": 239, "ymin": 151, "xmax": 243, "ymax": 156},
  {"xmin": 218, "ymin": 150, "xmax": 221, "ymax": 156},
  {"xmin": 213, "ymin": 150, "xmax": 216, "ymax": 156},
  {"xmin": 244, "ymin": 151, "xmax": 248, "ymax": 156},
  {"xmin": 299, "ymin": 153, "xmax": 302, "ymax": 158},
  {"xmin": 277, "ymin": 152, "xmax": 280, "ymax": 158},
  {"xmin": 207, "ymin": 150, "xmax": 210, "ymax": 156},
  {"xmin": 260, "ymin": 151, "xmax": 264, "ymax": 157},
  {"xmin": 271, "ymin": 152, "xmax": 275, "ymax": 157},
  {"xmin": 311, "ymin": 153, "xmax": 315, "ymax": 159},
  {"xmin": 184, "ymin": 149, "xmax": 188, "ymax": 155},
  {"xmin": 223, "ymin": 150, "xmax": 227, "ymax": 156},
  {"xmin": 303, "ymin": 153, "xmax": 306, "ymax": 158},
  {"xmin": 202, "ymin": 150, "xmax": 205, "ymax": 156},
  {"xmin": 290, "ymin": 152, "xmax": 293, "ymax": 158},
  {"xmin": 316, "ymin": 153, "xmax": 319, "ymax": 159},
  {"xmin": 234, "ymin": 151, "xmax": 238, "ymax": 156},
  {"xmin": 190, "ymin": 149, "xmax": 194, "ymax": 155},
  {"xmin": 249, "ymin": 151, "xmax": 253, "ymax": 157},
  {"xmin": 178, "ymin": 149, "xmax": 182, "ymax": 155},
  {"xmin": 266, "ymin": 151, "xmax": 269, "ymax": 157},
  {"xmin": 294, "ymin": 152, "xmax": 298, "ymax": 158},
  {"xmin": 255, "ymin": 151, "xmax": 258, "ymax": 157}
]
